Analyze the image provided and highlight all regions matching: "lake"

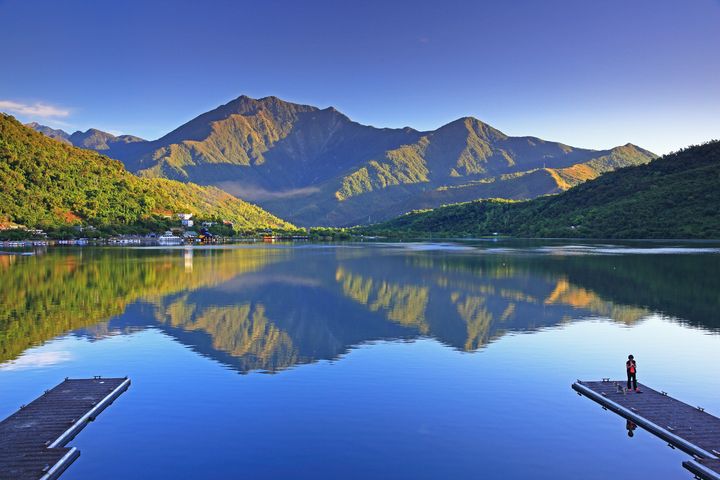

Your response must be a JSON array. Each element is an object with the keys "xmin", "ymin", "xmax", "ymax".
[{"xmin": 1, "ymin": 241, "xmax": 719, "ymax": 479}]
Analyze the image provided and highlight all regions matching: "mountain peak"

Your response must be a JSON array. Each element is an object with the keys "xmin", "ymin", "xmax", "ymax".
[
  {"xmin": 157, "ymin": 94, "xmax": 321, "ymax": 145},
  {"xmin": 226, "ymin": 94, "xmax": 318, "ymax": 113},
  {"xmin": 436, "ymin": 116, "xmax": 507, "ymax": 142},
  {"xmin": 610, "ymin": 143, "xmax": 658, "ymax": 158},
  {"xmin": 25, "ymin": 122, "xmax": 71, "ymax": 144}
]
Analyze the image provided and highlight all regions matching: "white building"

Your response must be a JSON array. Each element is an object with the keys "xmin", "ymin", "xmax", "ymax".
[{"xmin": 177, "ymin": 213, "xmax": 193, "ymax": 227}]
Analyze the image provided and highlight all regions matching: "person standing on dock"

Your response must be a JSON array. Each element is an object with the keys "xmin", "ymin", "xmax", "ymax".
[{"xmin": 626, "ymin": 354, "xmax": 639, "ymax": 392}]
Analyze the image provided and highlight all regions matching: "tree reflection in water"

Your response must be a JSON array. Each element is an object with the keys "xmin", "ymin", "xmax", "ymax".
[{"xmin": 1, "ymin": 244, "xmax": 718, "ymax": 372}]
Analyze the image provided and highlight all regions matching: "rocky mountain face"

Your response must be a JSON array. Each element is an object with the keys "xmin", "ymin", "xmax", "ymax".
[{"xmin": 29, "ymin": 95, "xmax": 656, "ymax": 226}]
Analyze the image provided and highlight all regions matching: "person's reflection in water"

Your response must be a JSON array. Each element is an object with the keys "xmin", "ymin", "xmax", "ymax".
[{"xmin": 626, "ymin": 419, "xmax": 637, "ymax": 437}]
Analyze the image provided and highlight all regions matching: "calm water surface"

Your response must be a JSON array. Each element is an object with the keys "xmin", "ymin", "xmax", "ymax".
[{"xmin": 1, "ymin": 241, "xmax": 719, "ymax": 479}]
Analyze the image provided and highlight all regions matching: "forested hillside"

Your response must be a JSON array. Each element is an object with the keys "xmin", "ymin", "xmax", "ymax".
[
  {"xmin": 363, "ymin": 141, "xmax": 720, "ymax": 239},
  {"xmin": 0, "ymin": 114, "xmax": 293, "ymax": 230}
]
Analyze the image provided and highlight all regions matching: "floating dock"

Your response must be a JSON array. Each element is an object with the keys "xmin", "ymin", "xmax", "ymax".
[
  {"xmin": 572, "ymin": 380, "xmax": 720, "ymax": 480},
  {"xmin": 0, "ymin": 377, "xmax": 130, "ymax": 480}
]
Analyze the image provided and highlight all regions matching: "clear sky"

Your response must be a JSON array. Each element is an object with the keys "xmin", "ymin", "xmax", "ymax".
[{"xmin": 1, "ymin": 0, "xmax": 718, "ymax": 154}]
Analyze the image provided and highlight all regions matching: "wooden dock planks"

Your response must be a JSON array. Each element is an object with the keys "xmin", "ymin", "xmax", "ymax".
[
  {"xmin": 0, "ymin": 377, "xmax": 130, "ymax": 480},
  {"xmin": 572, "ymin": 380, "xmax": 720, "ymax": 480}
]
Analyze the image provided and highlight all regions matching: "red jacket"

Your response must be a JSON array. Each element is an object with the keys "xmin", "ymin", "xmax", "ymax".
[{"xmin": 626, "ymin": 360, "xmax": 636, "ymax": 374}]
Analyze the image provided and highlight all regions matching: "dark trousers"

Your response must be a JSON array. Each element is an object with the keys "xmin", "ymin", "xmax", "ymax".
[{"xmin": 627, "ymin": 371, "xmax": 637, "ymax": 390}]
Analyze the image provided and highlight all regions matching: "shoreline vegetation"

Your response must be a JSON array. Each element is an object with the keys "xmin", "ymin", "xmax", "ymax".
[{"xmin": 0, "ymin": 226, "xmax": 353, "ymax": 243}]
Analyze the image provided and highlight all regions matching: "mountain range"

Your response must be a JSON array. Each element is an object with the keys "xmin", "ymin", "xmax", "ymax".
[
  {"xmin": 28, "ymin": 95, "xmax": 657, "ymax": 226},
  {"xmin": 26, "ymin": 122, "xmax": 145, "ymax": 150}
]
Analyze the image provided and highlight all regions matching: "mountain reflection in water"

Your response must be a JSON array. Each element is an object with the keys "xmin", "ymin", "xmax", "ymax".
[{"xmin": 1, "ymin": 244, "xmax": 718, "ymax": 373}]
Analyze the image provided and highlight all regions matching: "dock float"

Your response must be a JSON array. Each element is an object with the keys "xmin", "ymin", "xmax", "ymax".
[
  {"xmin": 0, "ymin": 377, "xmax": 130, "ymax": 480},
  {"xmin": 572, "ymin": 380, "xmax": 720, "ymax": 480}
]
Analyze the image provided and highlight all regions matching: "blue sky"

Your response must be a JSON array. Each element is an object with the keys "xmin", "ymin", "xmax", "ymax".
[{"xmin": 1, "ymin": 0, "xmax": 718, "ymax": 154}]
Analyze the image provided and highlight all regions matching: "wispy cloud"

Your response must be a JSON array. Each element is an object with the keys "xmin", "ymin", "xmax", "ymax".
[
  {"xmin": 0, "ymin": 350, "xmax": 73, "ymax": 371},
  {"xmin": 0, "ymin": 100, "xmax": 70, "ymax": 118},
  {"xmin": 45, "ymin": 119, "xmax": 74, "ymax": 128},
  {"xmin": 216, "ymin": 182, "xmax": 320, "ymax": 201}
]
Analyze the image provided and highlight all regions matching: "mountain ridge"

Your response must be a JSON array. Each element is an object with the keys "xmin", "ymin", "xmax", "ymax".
[{"xmin": 27, "ymin": 95, "xmax": 657, "ymax": 226}]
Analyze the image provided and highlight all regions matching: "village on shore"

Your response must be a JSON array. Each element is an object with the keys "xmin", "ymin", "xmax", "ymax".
[{"xmin": 0, "ymin": 212, "xmax": 356, "ymax": 248}]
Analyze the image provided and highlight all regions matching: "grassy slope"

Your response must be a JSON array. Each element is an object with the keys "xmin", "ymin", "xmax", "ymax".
[
  {"xmin": 364, "ymin": 140, "xmax": 720, "ymax": 239},
  {"xmin": 0, "ymin": 114, "xmax": 293, "ymax": 229}
]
